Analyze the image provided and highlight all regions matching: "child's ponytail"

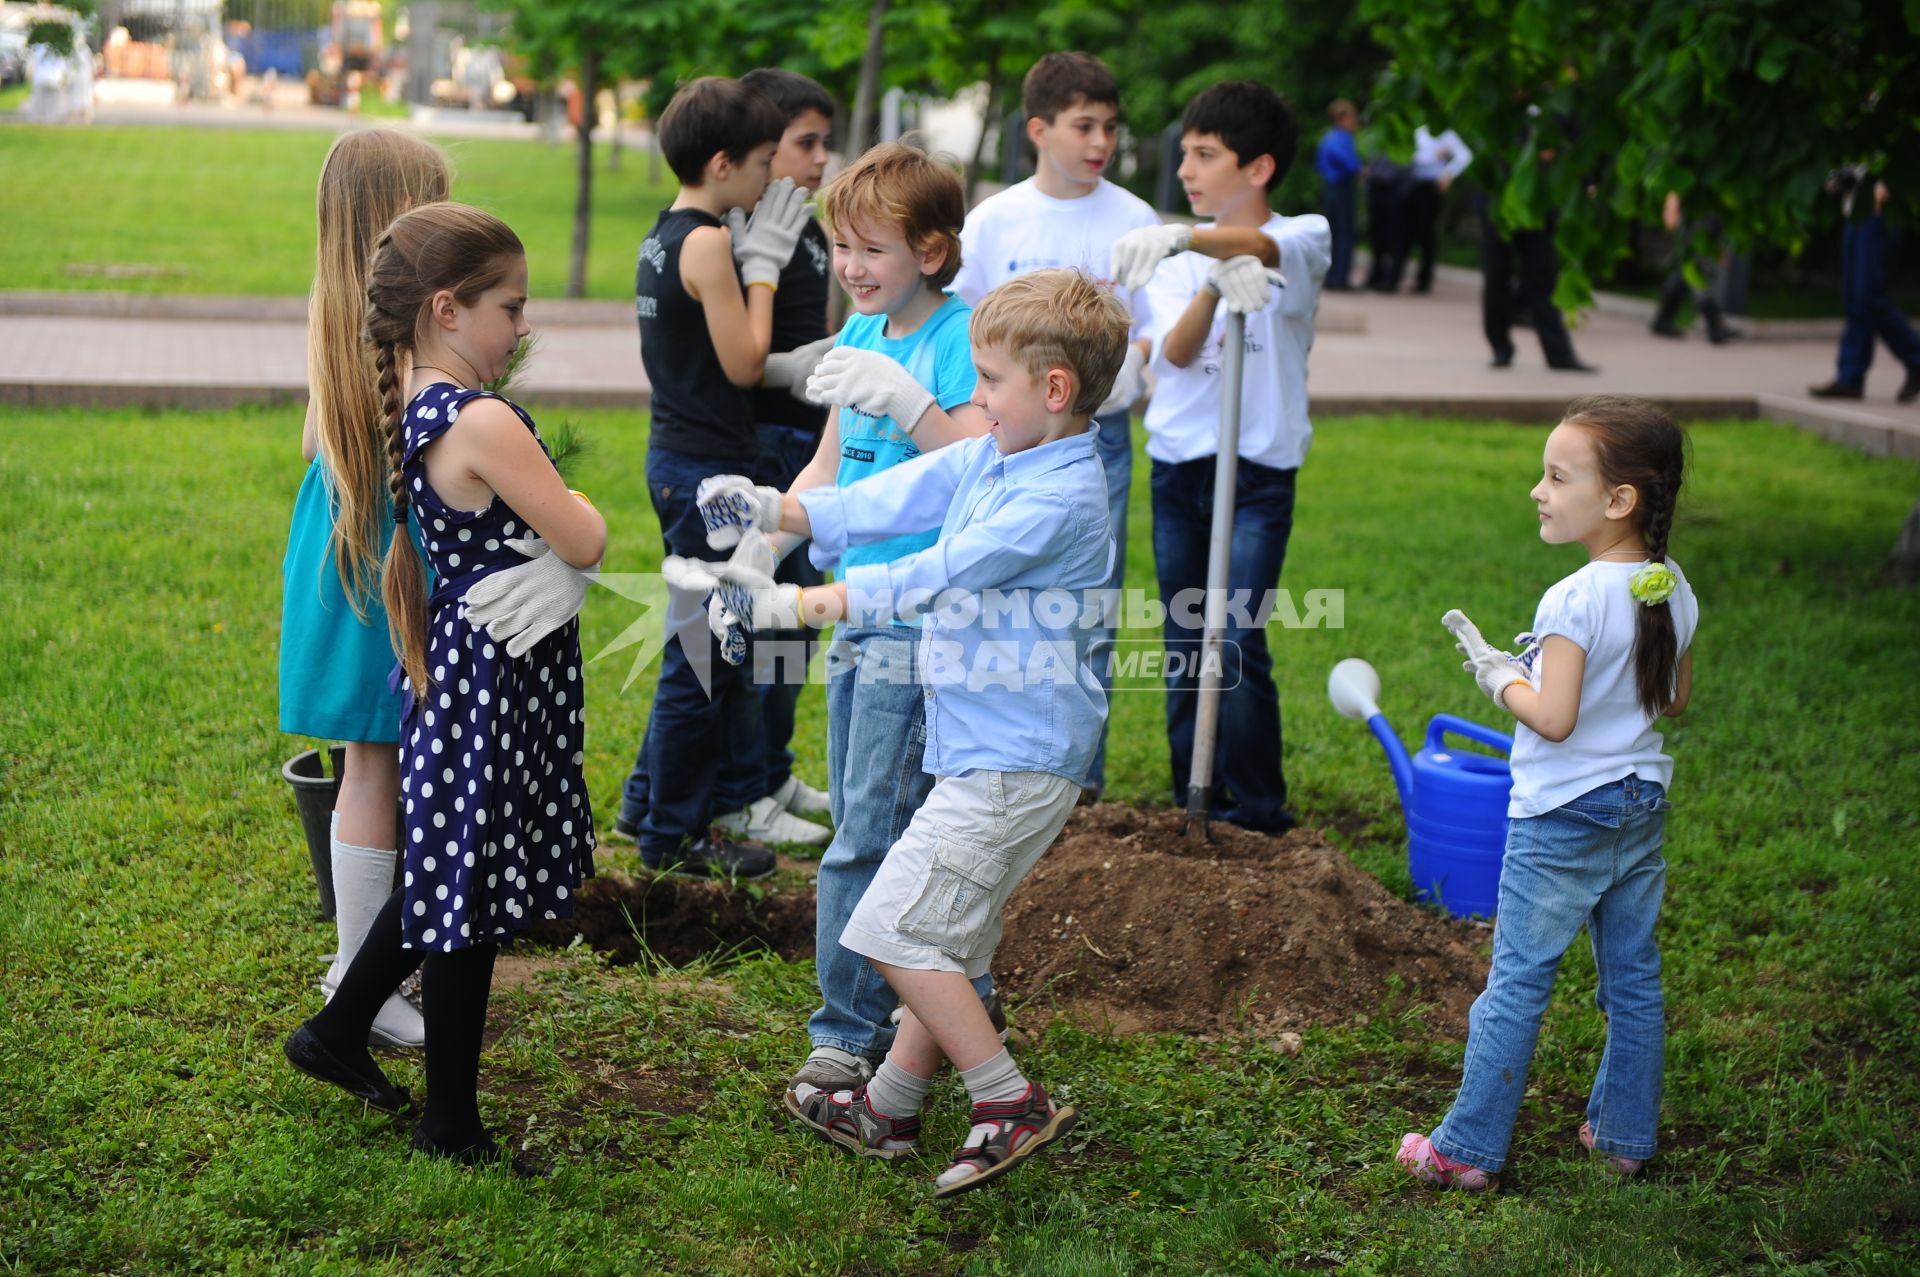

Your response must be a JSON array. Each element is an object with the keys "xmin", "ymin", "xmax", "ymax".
[
  {"xmin": 1564, "ymin": 395, "xmax": 1687, "ymax": 718},
  {"xmin": 363, "ymin": 203, "xmax": 527, "ymax": 694}
]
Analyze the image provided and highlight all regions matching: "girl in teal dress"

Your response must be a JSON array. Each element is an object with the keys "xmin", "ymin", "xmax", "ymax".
[{"xmin": 278, "ymin": 129, "xmax": 450, "ymax": 1049}]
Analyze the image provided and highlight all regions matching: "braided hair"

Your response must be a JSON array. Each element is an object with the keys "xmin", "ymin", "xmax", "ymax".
[
  {"xmin": 1562, "ymin": 395, "xmax": 1688, "ymax": 717},
  {"xmin": 362, "ymin": 203, "xmax": 525, "ymax": 693}
]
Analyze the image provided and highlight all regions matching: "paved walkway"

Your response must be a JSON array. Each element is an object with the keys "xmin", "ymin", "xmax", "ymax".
[{"xmin": 3, "ymin": 268, "xmax": 1916, "ymax": 460}]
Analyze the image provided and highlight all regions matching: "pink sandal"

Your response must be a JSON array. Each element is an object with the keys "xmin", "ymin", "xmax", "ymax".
[
  {"xmin": 1579, "ymin": 1121, "xmax": 1645, "ymax": 1176},
  {"xmin": 1397, "ymin": 1132, "xmax": 1498, "ymax": 1192}
]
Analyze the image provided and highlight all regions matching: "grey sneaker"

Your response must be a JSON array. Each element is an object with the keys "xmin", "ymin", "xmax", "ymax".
[
  {"xmin": 785, "ymin": 1083, "xmax": 920, "ymax": 1159},
  {"xmin": 787, "ymin": 1047, "xmax": 872, "ymax": 1096}
]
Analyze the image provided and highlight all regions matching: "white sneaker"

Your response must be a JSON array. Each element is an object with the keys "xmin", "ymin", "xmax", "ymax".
[
  {"xmin": 772, "ymin": 774, "xmax": 832, "ymax": 818},
  {"xmin": 320, "ymin": 963, "xmax": 427, "ymax": 1049},
  {"xmin": 715, "ymin": 796, "xmax": 830, "ymax": 847}
]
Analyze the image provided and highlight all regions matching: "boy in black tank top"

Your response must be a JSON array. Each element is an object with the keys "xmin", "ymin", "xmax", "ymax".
[{"xmin": 613, "ymin": 77, "xmax": 806, "ymax": 878}]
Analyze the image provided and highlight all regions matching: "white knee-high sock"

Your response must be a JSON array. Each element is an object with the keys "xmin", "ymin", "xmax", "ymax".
[{"xmin": 329, "ymin": 812, "xmax": 400, "ymax": 980}]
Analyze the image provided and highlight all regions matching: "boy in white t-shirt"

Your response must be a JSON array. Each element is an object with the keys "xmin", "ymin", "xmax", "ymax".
[
  {"xmin": 950, "ymin": 51, "xmax": 1161, "ymax": 799},
  {"xmin": 1110, "ymin": 80, "xmax": 1332, "ymax": 834}
]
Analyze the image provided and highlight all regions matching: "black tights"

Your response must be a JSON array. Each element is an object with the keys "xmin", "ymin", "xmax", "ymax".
[{"xmin": 307, "ymin": 886, "xmax": 498, "ymax": 1150}]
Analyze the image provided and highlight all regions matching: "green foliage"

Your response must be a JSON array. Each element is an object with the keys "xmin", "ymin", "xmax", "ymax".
[
  {"xmin": 26, "ymin": 21, "xmax": 75, "ymax": 58},
  {"xmin": 1362, "ymin": 0, "xmax": 1920, "ymax": 308}
]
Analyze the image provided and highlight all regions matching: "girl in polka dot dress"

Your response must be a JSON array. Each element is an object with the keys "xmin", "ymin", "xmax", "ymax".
[{"xmin": 284, "ymin": 203, "xmax": 605, "ymax": 1174}]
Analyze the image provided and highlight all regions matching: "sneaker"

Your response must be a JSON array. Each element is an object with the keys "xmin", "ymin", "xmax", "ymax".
[
  {"xmin": 642, "ymin": 833, "xmax": 776, "ymax": 881},
  {"xmin": 785, "ymin": 1083, "xmax": 920, "ymax": 1160},
  {"xmin": 771, "ymin": 774, "xmax": 832, "ymax": 817},
  {"xmin": 715, "ymin": 796, "xmax": 830, "ymax": 848},
  {"xmin": 890, "ymin": 987, "xmax": 1010, "ymax": 1042},
  {"xmin": 1809, "ymin": 379, "xmax": 1864, "ymax": 400},
  {"xmin": 788, "ymin": 1047, "xmax": 873, "ymax": 1096},
  {"xmin": 1899, "ymin": 364, "xmax": 1920, "ymax": 405},
  {"xmin": 1578, "ymin": 1121, "xmax": 1646, "ymax": 1177},
  {"xmin": 606, "ymin": 814, "xmax": 640, "ymax": 844},
  {"xmin": 319, "ymin": 964, "xmax": 426, "ymax": 1049},
  {"xmin": 932, "ymin": 1083, "xmax": 1079, "ymax": 1199},
  {"xmin": 1396, "ymin": 1132, "xmax": 1497, "ymax": 1192}
]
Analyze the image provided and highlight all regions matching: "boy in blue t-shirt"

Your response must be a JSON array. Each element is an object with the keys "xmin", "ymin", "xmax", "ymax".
[{"xmin": 693, "ymin": 142, "xmax": 990, "ymax": 1103}]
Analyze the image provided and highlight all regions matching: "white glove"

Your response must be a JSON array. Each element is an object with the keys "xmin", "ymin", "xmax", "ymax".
[
  {"xmin": 1442, "ymin": 609, "xmax": 1532, "ymax": 709},
  {"xmin": 695, "ymin": 473, "xmax": 782, "ymax": 549},
  {"xmin": 1205, "ymin": 255, "xmax": 1286, "ymax": 314},
  {"xmin": 1511, "ymin": 630, "xmax": 1542, "ymax": 680},
  {"xmin": 661, "ymin": 532, "xmax": 801, "ymax": 636},
  {"xmin": 764, "ymin": 334, "xmax": 837, "ymax": 402},
  {"xmin": 461, "ymin": 537, "xmax": 597, "ymax": 659},
  {"xmin": 708, "ymin": 593, "xmax": 748, "ymax": 666},
  {"xmin": 805, "ymin": 347, "xmax": 936, "ymax": 434},
  {"xmin": 1095, "ymin": 343, "xmax": 1148, "ymax": 416},
  {"xmin": 1110, "ymin": 223, "xmax": 1195, "ymax": 290},
  {"xmin": 727, "ymin": 177, "xmax": 811, "ymax": 288}
]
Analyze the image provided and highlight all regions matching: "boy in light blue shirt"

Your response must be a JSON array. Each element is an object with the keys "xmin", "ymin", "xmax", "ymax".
[{"xmin": 677, "ymin": 269, "xmax": 1132, "ymax": 1198}]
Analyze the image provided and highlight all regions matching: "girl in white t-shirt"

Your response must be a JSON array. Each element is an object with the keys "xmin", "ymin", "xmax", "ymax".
[{"xmin": 1399, "ymin": 395, "xmax": 1699, "ymax": 1192}]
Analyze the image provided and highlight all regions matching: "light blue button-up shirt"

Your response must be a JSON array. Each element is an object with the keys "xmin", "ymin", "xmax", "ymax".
[{"xmin": 799, "ymin": 431, "xmax": 1113, "ymax": 785}]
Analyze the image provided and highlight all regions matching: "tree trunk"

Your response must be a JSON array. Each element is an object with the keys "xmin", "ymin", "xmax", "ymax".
[
  {"xmin": 963, "ymin": 48, "xmax": 1002, "ymax": 205},
  {"xmin": 567, "ymin": 46, "xmax": 600, "ymax": 300},
  {"xmin": 1891, "ymin": 492, "xmax": 1920, "ymax": 585},
  {"xmin": 608, "ymin": 82, "xmax": 622, "ymax": 173},
  {"xmin": 845, "ymin": 0, "xmax": 888, "ymax": 161}
]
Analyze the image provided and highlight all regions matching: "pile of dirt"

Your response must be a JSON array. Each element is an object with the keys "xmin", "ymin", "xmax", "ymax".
[
  {"xmin": 523, "ymin": 867, "xmax": 816, "ymax": 967},
  {"xmin": 996, "ymin": 805, "xmax": 1490, "ymax": 1037}
]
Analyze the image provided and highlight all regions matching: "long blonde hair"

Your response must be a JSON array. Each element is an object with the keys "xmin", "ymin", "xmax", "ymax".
[
  {"xmin": 309, "ymin": 129, "xmax": 451, "ymax": 614},
  {"xmin": 364, "ymin": 203, "xmax": 525, "ymax": 692}
]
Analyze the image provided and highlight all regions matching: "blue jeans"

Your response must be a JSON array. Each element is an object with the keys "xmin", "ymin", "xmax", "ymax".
[
  {"xmin": 1085, "ymin": 409, "xmax": 1133, "ymax": 795},
  {"xmin": 753, "ymin": 424, "xmax": 826, "ymax": 795},
  {"xmin": 807, "ymin": 626, "xmax": 989, "ymax": 1058},
  {"xmin": 622, "ymin": 446, "xmax": 763, "ymax": 854},
  {"xmin": 1433, "ymin": 777, "xmax": 1669, "ymax": 1173},
  {"xmin": 1835, "ymin": 216, "xmax": 1920, "ymax": 387},
  {"xmin": 1149, "ymin": 455, "xmax": 1296, "ymax": 830}
]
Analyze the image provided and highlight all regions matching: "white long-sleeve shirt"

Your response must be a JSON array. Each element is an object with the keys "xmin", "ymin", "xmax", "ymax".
[{"xmin": 1411, "ymin": 126, "xmax": 1473, "ymax": 184}]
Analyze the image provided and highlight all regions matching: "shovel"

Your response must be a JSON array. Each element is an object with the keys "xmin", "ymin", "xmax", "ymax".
[{"xmin": 1182, "ymin": 309, "xmax": 1247, "ymax": 842}]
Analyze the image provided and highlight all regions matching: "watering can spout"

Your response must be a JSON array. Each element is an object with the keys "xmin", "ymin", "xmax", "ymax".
[{"xmin": 1328, "ymin": 658, "xmax": 1414, "ymax": 810}]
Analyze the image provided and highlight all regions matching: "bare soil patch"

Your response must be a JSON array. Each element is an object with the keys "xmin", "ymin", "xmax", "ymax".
[{"xmin": 527, "ymin": 806, "xmax": 1489, "ymax": 1036}]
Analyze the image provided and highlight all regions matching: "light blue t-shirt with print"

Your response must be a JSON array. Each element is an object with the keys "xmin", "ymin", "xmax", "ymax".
[{"xmin": 829, "ymin": 293, "xmax": 977, "ymax": 573}]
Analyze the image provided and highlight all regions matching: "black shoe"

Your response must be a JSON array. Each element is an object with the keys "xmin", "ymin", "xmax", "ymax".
[
  {"xmin": 1489, "ymin": 348, "xmax": 1515, "ymax": 369},
  {"xmin": 1899, "ymin": 365, "xmax": 1920, "ymax": 404},
  {"xmin": 1809, "ymin": 380, "xmax": 1864, "ymax": 400},
  {"xmin": 1707, "ymin": 326, "xmax": 1744, "ymax": 345},
  {"xmin": 643, "ymin": 833, "xmax": 776, "ymax": 881},
  {"xmin": 1412, "ymin": 281, "xmax": 1433, "ymax": 295},
  {"xmin": 607, "ymin": 814, "xmax": 639, "ymax": 844},
  {"xmin": 283, "ymin": 1023, "xmax": 415, "ymax": 1116},
  {"xmin": 1650, "ymin": 320, "xmax": 1685, "ymax": 339},
  {"xmin": 1548, "ymin": 360, "xmax": 1602, "ymax": 373},
  {"xmin": 409, "ymin": 1127, "xmax": 545, "ymax": 1179}
]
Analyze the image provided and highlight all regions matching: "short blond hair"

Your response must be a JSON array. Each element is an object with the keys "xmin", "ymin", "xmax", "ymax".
[
  {"xmin": 970, "ymin": 270, "xmax": 1131, "ymax": 417},
  {"xmin": 817, "ymin": 141, "xmax": 965, "ymax": 290}
]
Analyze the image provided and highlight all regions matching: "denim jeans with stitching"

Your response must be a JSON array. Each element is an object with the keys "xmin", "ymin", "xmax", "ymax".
[{"xmin": 1432, "ymin": 776, "xmax": 1669, "ymax": 1172}]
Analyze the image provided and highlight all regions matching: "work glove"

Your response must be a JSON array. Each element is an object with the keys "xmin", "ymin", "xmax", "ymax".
[
  {"xmin": 461, "ymin": 537, "xmax": 598, "ymax": 659},
  {"xmin": 708, "ymin": 594, "xmax": 748, "ymax": 667},
  {"xmin": 661, "ymin": 532, "xmax": 801, "ymax": 638},
  {"xmin": 727, "ymin": 177, "xmax": 811, "ymax": 289},
  {"xmin": 1204, "ymin": 255, "xmax": 1286, "ymax": 314},
  {"xmin": 764, "ymin": 334, "xmax": 837, "ymax": 401},
  {"xmin": 1442, "ymin": 608, "xmax": 1532, "ymax": 709},
  {"xmin": 805, "ymin": 347, "xmax": 936, "ymax": 434},
  {"xmin": 1110, "ymin": 223, "xmax": 1195, "ymax": 290},
  {"xmin": 695, "ymin": 473, "xmax": 783, "ymax": 549},
  {"xmin": 1511, "ymin": 630, "xmax": 1542, "ymax": 679},
  {"xmin": 1095, "ymin": 343, "xmax": 1148, "ymax": 416}
]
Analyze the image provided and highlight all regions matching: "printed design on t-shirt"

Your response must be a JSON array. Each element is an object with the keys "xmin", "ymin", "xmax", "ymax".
[
  {"xmin": 804, "ymin": 235, "xmax": 830, "ymax": 276},
  {"xmin": 636, "ymin": 235, "xmax": 666, "ymax": 320},
  {"xmin": 1200, "ymin": 330, "xmax": 1267, "ymax": 378}
]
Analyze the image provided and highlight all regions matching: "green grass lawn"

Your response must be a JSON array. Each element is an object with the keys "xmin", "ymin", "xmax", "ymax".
[
  {"xmin": 3, "ymin": 407, "xmax": 1918, "ymax": 1274},
  {"xmin": 0, "ymin": 124, "xmax": 675, "ymax": 299}
]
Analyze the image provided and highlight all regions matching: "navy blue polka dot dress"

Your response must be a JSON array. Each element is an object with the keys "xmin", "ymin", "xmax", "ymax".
[{"xmin": 395, "ymin": 383, "xmax": 595, "ymax": 953}]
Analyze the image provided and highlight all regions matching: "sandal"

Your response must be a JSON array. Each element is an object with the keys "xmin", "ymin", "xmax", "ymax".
[
  {"xmin": 1397, "ymin": 1132, "xmax": 1498, "ymax": 1192},
  {"xmin": 785, "ymin": 1084, "xmax": 920, "ymax": 1160},
  {"xmin": 932, "ymin": 1083, "xmax": 1078, "ymax": 1199}
]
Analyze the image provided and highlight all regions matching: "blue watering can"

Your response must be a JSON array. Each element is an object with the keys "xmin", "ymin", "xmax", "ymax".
[{"xmin": 1327, "ymin": 658, "xmax": 1514, "ymax": 919}]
